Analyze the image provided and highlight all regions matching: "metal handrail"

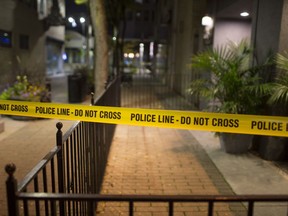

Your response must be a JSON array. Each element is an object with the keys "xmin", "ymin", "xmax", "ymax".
[{"xmin": 16, "ymin": 193, "xmax": 288, "ymax": 202}]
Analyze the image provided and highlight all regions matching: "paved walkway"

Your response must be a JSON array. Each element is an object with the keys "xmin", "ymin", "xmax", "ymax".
[{"xmin": 97, "ymin": 125, "xmax": 242, "ymax": 216}]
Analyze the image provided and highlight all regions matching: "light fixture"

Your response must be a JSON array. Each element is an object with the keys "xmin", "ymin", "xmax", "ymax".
[
  {"xmin": 128, "ymin": 53, "xmax": 135, "ymax": 59},
  {"xmin": 201, "ymin": 15, "xmax": 214, "ymax": 45},
  {"xmin": 240, "ymin": 12, "xmax": 249, "ymax": 17},
  {"xmin": 68, "ymin": 17, "xmax": 77, "ymax": 27},
  {"xmin": 80, "ymin": 17, "xmax": 86, "ymax": 23},
  {"xmin": 201, "ymin": 15, "xmax": 213, "ymax": 27},
  {"xmin": 68, "ymin": 17, "xmax": 75, "ymax": 23}
]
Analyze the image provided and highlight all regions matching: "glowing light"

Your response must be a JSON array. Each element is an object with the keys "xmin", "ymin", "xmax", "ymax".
[
  {"xmin": 62, "ymin": 53, "xmax": 67, "ymax": 60},
  {"xmin": 240, "ymin": 12, "xmax": 249, "ymax": 17},
  {"xmin": 149, "ymin": 42, "xmax": 154, "ymax": 57},
  {"xmin": 201, "ymin": 15, "xmax": 213, "ymax": 27},
  {"xmin": 80, "ymin": 17, "xmax": 86, "ymax": 23},
  {"xmin": 128, "ymin": 53, "xmax": 134, "ymax": 58},
  {"xmin": 68, "ymin": 17, "xmax": 75, "ymax": 23}
]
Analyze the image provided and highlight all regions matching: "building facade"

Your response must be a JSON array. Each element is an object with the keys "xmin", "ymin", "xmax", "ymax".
[{"xmin": 0, "ymin": 0, "xmax": 66, "ymax": 97}]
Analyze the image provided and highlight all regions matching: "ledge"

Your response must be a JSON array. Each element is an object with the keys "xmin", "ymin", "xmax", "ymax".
[{"xmin": 0, "ymin": 116, "xmax": 4, "ymax": 133}]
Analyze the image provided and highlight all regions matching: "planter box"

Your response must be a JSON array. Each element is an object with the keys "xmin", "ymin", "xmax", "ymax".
[
  {"xmin": 219, "ymin": 133, "xmax": 253, "ymax": 154},
  {"xmin": 0, "ymin": 116, "xmax": 4, "ymax": 133},
  {"xmin": 257, "ymin": 136, "xmax": 288, "ymax": 161}
]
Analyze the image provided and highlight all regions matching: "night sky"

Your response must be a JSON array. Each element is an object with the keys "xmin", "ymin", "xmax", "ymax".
[
  {"xmin": 65, "ymin": 0, "xmax": 89, "ymax": 33},
  {"xmin": 65, "ymin": 0, "xmax": 88, "ymax": 17}
]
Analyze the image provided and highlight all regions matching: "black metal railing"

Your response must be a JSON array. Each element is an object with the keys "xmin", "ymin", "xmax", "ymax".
[
  {"xmin": 5, "ymin": 75, "xmax": 288, "ymax": 216},
  {"xmin": 5, "ymin": 77, "xmax": 120, "ymax": 216},
  {"xmin": 121, "ymin": 71, "xmax": 197, "ymax": 110},
  {"xmin": 6, "ymin": 172, "xmax": 288, "ymax": 216}
]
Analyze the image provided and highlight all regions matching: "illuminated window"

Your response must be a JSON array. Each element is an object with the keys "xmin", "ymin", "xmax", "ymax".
[{"xmin": 0, "ymin": 30, "xmax": 12, "ymax": 48}]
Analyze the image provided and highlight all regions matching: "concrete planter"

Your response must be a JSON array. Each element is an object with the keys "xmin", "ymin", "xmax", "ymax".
[
  {"xmin": 0, "ymin": 116, "xmax": 4, "ymax": 133},
  {"xmin": 219, "ymin": 133, "xmax": 253, "ymax": 154},
  {"xmin": 256, "ymin": 136, "xmax": 288, "ymax": 161}
]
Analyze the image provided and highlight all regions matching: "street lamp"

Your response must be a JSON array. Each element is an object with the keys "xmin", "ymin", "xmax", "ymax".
[
  {"xmin": 68, "ymin": 17, "xmax": 77, "ymax": 27},
  {"xmin": 79, "ymin": 17, "xmax": 86, "ymax": 36},
  {"xmin": 67, "ymin": 16, "xmax": 90, "ymax": 66},
  {"xmin": 80, "ymin": 17, "xmax": 85, "ymax": 23},
  {"xmin": 201, "ymin": 15, "xmax": 214, "ymax": 45},
  {"xmin": 79, "ymin": 17, "xmax": 90, "ymax": 66}
]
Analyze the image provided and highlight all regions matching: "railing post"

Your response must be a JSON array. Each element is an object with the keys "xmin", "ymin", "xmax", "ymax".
[
  {"xmin": 56, "ymin": 122, "xmax": 65, "ymax": 215},
  {"xmin": 90, "ymin": 92, "xmax": 95, "ymax": 105},
  {"xmin": 5, "ymin": 163, "xmax": 19, "ymax": 216}
]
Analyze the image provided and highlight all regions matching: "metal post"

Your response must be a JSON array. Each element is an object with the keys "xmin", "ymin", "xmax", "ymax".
[
  {"xmin": 248, "ymin": 201, "xmax": 254, "ymax": 216},
  {"xmin": 56, "ymin": 122, "xmax": 65, "ymax": 215},
  {"xmin": 90, "ymin": 92, "xmax": 95, "ymax": 105},
  {"xmin": 5, "ymin": 163, "xmax": 19, "ymax": 216},
  {"xmin": 169, "ymin": 201, "xmax": 174, "ymax": 216},
  {"xmin": 208, "ymin": 201, "xmax": 213, "ymax": 216}
]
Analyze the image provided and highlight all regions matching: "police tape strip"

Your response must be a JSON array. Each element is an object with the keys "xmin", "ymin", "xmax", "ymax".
[{"xmin": 0, "ymin": 100, "xmax": 288, "ymax": 137}]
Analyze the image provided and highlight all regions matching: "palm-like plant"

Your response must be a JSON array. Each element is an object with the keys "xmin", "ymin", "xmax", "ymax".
[
  {"xmin": 268, "ymin": 52, "xmax": 288, "ymax": 105},
  {"xmin": 188, "ymin": 40, "xmax": 272, "ymax": 114}
]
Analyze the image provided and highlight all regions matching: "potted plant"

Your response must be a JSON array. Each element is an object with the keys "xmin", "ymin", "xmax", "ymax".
[
  {"xmin": 269, "ymin": 52, "xmax": 288, "ymax": 105},
  {"xmin": 188, "ymin": 40, "xmax": 272, "ymax": 154},
  {"xmin": 0, "ymin": 75, "xmax": 50, "ymax": 102},
  {"xmin": 0, "ymin": 75, "xmax": 50, "ymax": 120},
  {"xmin": 258, "ymin": 52, "xmax": 288, "ymax": 161}
]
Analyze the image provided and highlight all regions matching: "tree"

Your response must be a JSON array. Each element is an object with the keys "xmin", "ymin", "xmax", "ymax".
[
  {"xmin": 89, "ymin": 0, "xmax": 109, "ymax": 96},
  {"xmin": 74, "ymin": 0, "xmax": 134, "ymax": 96},
  {"xmin": 105, "ymin": 0, "xmax": 134, "ymax": 75},
  {"xmin": 74, "ymin": 0, "xmax": 108, "ymax": 97}
]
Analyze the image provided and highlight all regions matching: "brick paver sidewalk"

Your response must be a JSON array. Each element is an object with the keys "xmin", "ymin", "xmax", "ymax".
[{"xmin": 97, "ymin": 125, "xmax": 246, "ymax": 216}]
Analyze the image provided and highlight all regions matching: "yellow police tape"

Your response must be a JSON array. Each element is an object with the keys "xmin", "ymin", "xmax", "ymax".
[{"xmin": 0, "ymin": 100, "xmax": 288, "ymax": 137}]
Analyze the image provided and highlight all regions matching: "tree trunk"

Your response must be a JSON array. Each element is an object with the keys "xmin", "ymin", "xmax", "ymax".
[{"xmin": 89, "ymin": 0, "xmax": 109, "ymax": 97}]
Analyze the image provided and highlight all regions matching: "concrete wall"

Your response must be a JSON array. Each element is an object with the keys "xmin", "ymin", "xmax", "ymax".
[
  {"xmin": 251, "ymin": 0, "xmax": 284, "ymax": 62},
  {"xmin": 0, "ymin": 116, "xmax": 4, "ymax": 134},
  {"xmin": 168, "ymin": 0, "xmax": 206, "ymax": 105},
  {"xmin": 278, "ymin": 0, "xmax": 288, "ymax": 53},
  {"xmin": 213, "ymin": 19, "xmax": 251, "ymax": 47}
]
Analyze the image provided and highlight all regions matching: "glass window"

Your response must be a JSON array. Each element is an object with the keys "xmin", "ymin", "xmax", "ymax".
[
  {"xmin": 0, "ymin": 30, "xmax": 12, "ymax": 48},
  {"xmin": 143, "ymin": 10, "xmax": 149, "ymax": 21},
  {"xmin": 19, "ymin": 34, "xmax": 29, "ymax": 50},
  {"xmin": 136, "ymin": 10, "xmax": 142, "ymax": 21},
  {"xmin": 46, "ymin": 38, "xmax": 64, "ymax": 76},
  {"xmin": 126, "ymin": 10, "xmax": 133, "ymax": 21}
]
